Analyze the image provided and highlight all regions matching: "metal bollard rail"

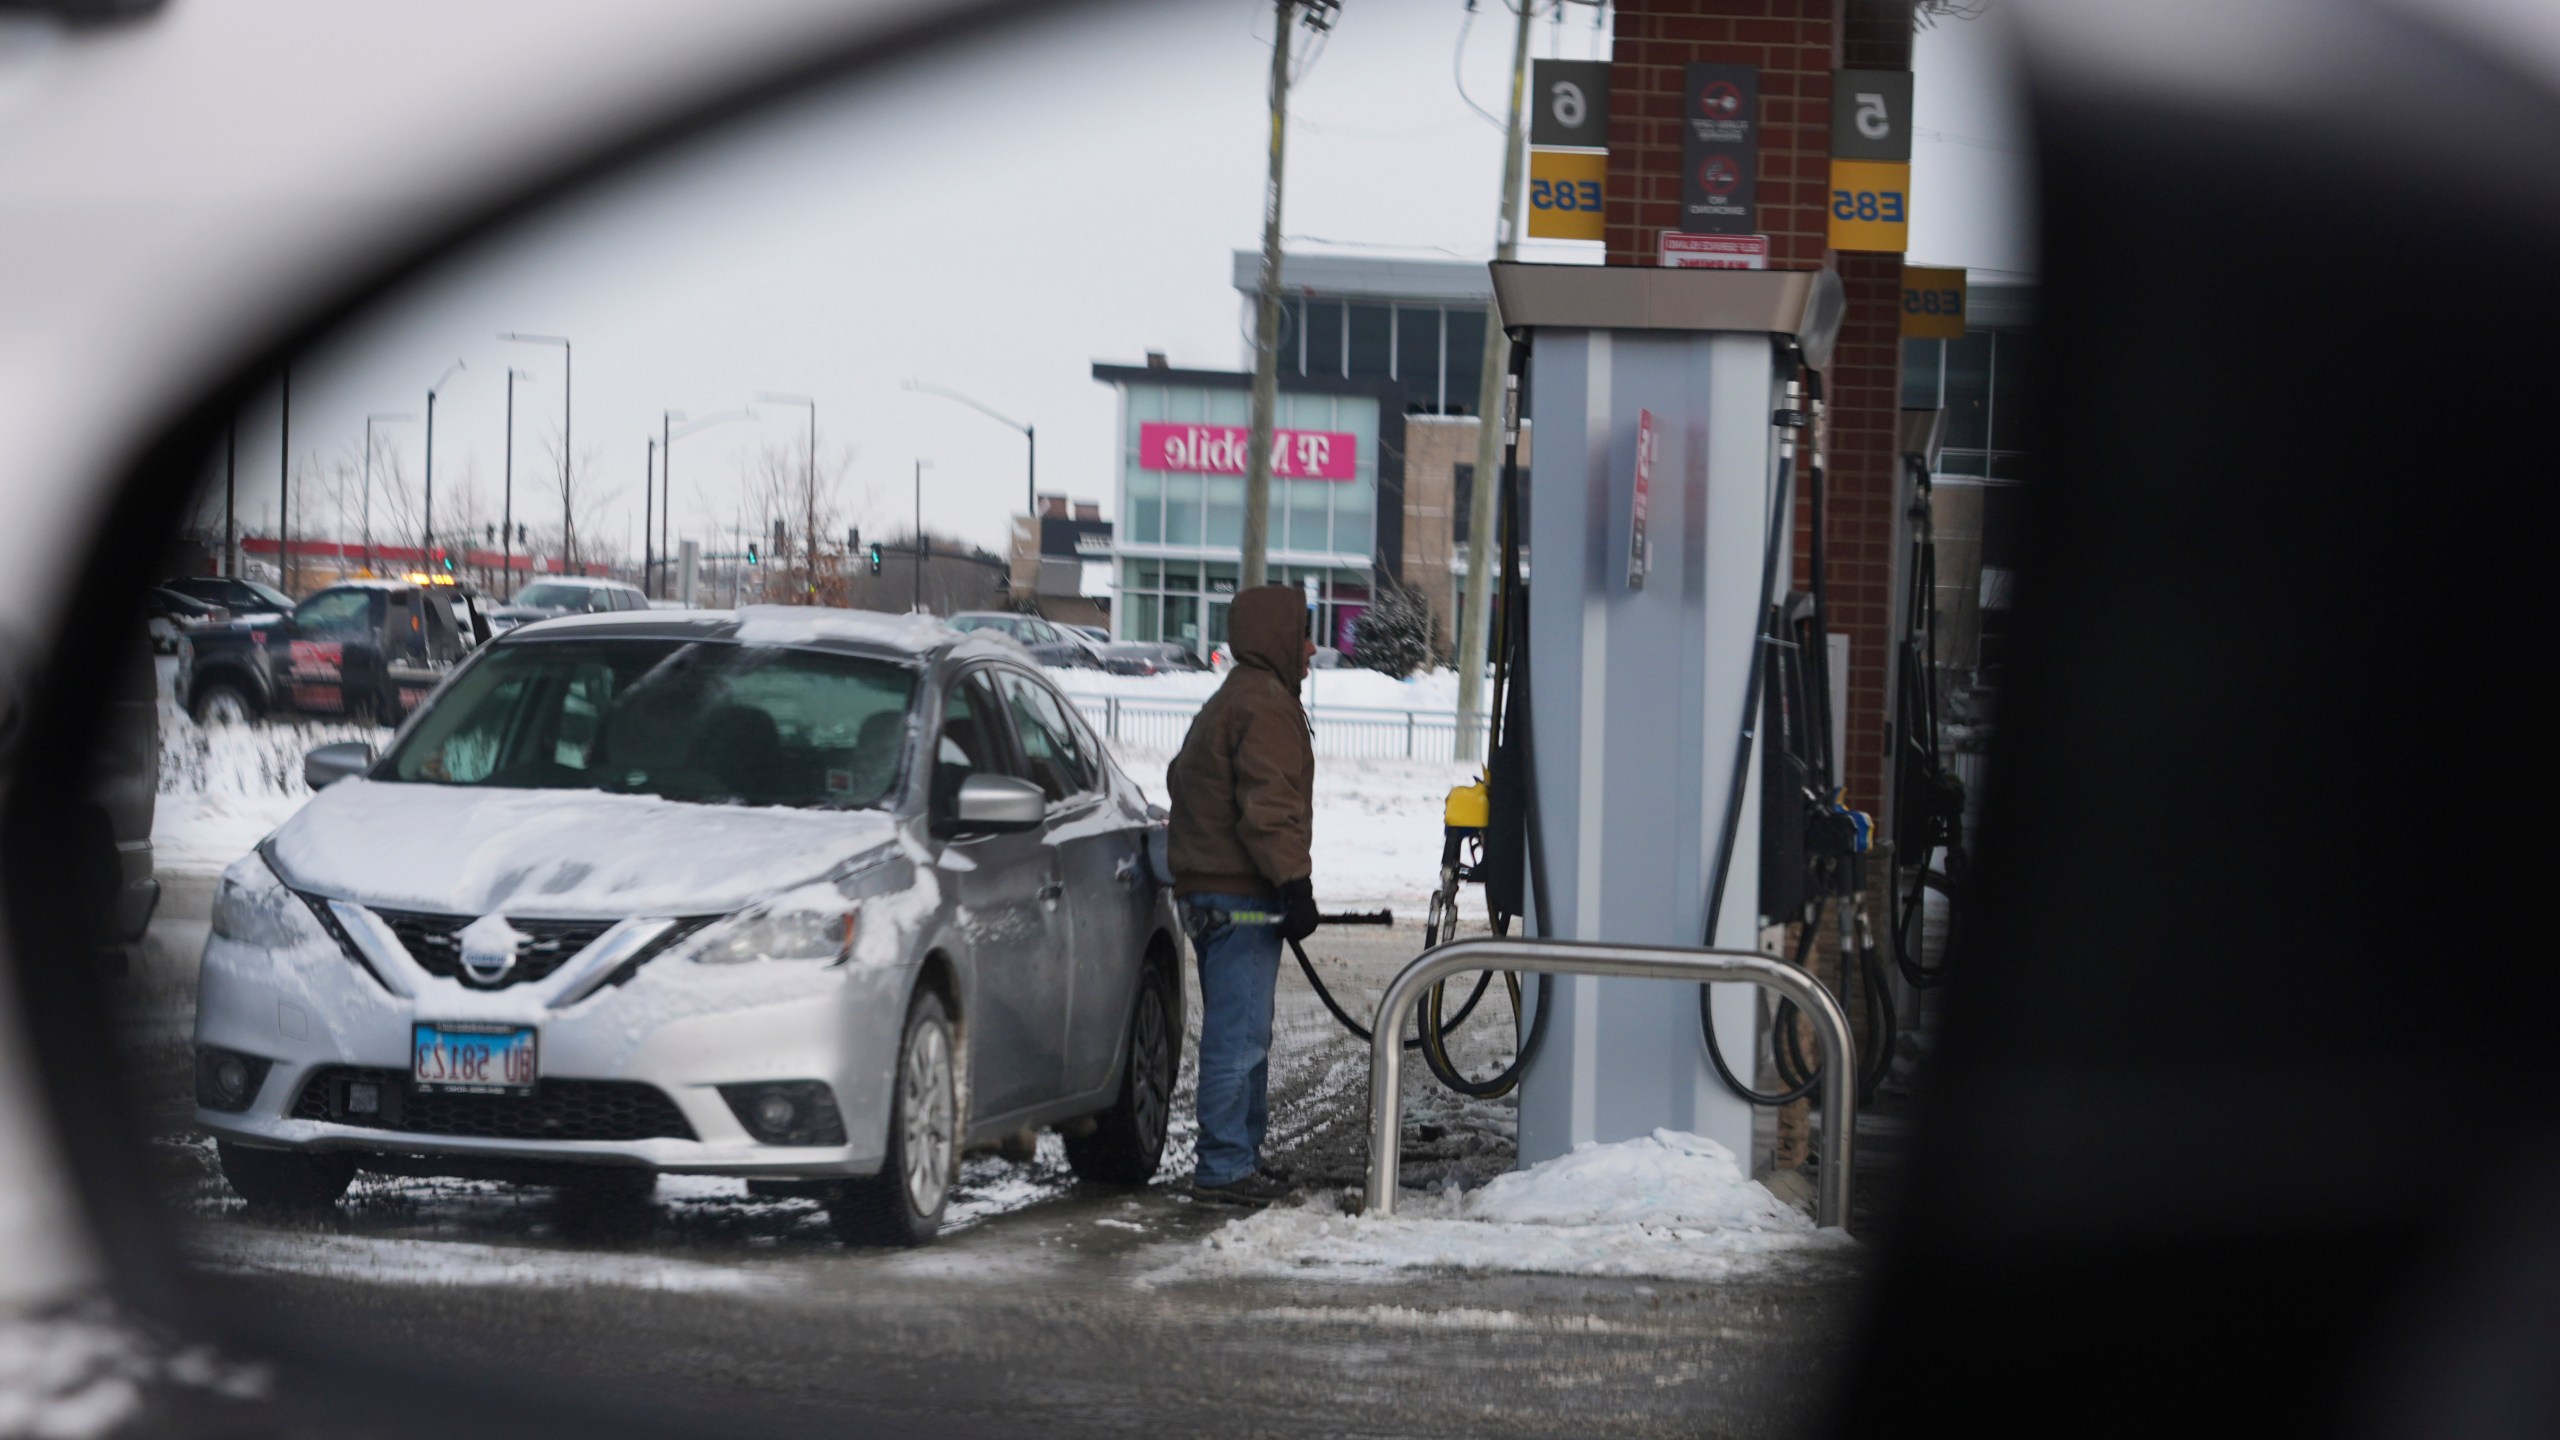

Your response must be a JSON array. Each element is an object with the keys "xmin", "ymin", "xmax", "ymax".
[{"xmin": 1364, "ymin": 936, "xmax": 1857, "ymax": 1230}]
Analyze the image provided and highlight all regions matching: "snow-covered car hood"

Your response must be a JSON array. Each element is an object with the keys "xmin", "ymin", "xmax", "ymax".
[{"xmin": 266, "ymin": 777, "xmax": 902, "ymax": 918}]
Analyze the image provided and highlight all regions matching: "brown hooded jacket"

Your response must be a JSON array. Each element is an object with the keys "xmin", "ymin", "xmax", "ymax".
[{"xmin": 1165, "ymin": 584, "xmax": 1313, "ymax": 898}]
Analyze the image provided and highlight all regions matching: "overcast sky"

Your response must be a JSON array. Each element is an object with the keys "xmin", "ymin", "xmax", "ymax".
[{"xmin": 204, "ymin": 0, "xmax": 2029, "ymax": 569}]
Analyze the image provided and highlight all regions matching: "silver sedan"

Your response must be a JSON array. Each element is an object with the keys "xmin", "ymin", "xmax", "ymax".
[{"xmin": 191, "ymin": 606, "xmax": 1183, "ymax": 1246}]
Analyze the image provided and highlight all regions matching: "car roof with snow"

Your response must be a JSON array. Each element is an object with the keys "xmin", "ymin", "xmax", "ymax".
[
  {"xmin": 517, "ymin": 575, "xmax": 638, "ymax": 590},
  {"xmin": 490, "ymin": 604, "xmax": 1030, "ymax": 665}
]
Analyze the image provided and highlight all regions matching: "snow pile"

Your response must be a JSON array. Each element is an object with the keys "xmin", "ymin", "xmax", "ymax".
[
  {"xmin": 152, "ymin": 707, "xmax": 384, "ymax": 874},
  {"xmin": 0, "ymin": 1300, "xmax": 268, "ymax": 1438},
  {"xmin": 1160, "ymin": 1130, "xmax": 1852, "ymax": 1283},
  {"xmin": 731, "ymin": 605, "xmax": 952, "ymax": 652}
]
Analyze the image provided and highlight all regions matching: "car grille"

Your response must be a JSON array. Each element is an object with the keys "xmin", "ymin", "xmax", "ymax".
[
  {"xmin": 293, "ymin": 1068, "xmax": 696, "ymax": 1142},
  {"xmin": 372, "ymin": 910, "xmax": 617, "ymax": 988}
]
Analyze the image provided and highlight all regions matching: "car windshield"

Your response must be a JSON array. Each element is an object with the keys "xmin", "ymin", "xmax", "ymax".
[
  {"xmin": 515, "ymin": 582, "xmax": 613, "ymax": 611},
  {"xmin": 382, "ymin": 638, "xmax": 917, "ymax": 809},
  {"xmin": 238, "ymin": 581, "xmax": 292, "ymax": 611}
]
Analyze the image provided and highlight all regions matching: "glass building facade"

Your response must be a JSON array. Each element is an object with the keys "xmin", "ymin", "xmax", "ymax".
[{"xmin": 1097, "ymin": 365, "xmax": 1402, "ymax": 657}]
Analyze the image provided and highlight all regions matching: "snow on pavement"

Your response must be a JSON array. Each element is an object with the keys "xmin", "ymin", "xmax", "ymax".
[
  {"xmin": 0, "ymin": 1299, "xmax": 268, "ymax": 1439},
  {"xmin": 1155, "ymin": 1130, "xmax": 1853, "ymax": 1285},
  {"xmin": 189, "ymin": 1226, "xmax": 784, "ymax": 1294}
]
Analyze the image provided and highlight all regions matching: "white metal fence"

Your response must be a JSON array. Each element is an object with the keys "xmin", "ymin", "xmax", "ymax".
[{"xmin": 1065, "ymin": 693, "xmax": 1493, "ymax": 763}]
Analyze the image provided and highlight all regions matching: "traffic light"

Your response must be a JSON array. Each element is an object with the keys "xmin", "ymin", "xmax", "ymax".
[
  {"xmin": 438, "ymin": 548, "xmax": 455, "ymax": 573},
  {"xmin": 867, "ymin": 542, "xmax": 882, "ymax": 575},
  {"xmin": 746, "ymin": 543, "xmax": 760, "ymax": 566}
]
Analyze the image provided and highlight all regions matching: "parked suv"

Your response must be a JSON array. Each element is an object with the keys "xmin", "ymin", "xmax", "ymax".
[
  {"xmin": 178, "ymin": 578, "xmax": 481, "ymax": 725},
  {"xmin": 192, "ymin": 607, "xmax": 1181, "ymax": 1245}
]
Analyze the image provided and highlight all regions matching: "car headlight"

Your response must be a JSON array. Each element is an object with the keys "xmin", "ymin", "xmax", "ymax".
[
  {"xmin": 690, "ymin": 903, "xmax": 854, "ymax": 965},
  {"xmin": 212, "ymin": 868, "xmax": 312, "ymax": 949}
]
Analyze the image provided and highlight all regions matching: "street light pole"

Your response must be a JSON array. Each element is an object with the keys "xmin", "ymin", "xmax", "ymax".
[
  {"xmin": 903, "ymin": 379, "xmax": 1036, "ymax": 521},
  {"xmin": 500, "ymin": 333, "xmax": 571, "ymax": 569},
  {"xmin": 422, "ymin": 361, "xmax": 465, "ymax": 567},
  {"xmin": 913, "ymin": 458, "xmax": 932, "ymax": 614},
  {"xmin": 502, "ymin": 368, "xmax": 534, "ymax": 597},
  {"xmin": 643, "ymin": 437, "xmax": 656, "ymax": 594}
]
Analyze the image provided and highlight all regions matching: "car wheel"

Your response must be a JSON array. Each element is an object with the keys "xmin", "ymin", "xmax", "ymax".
[
  {"xmin": 216, "ymin": 1140, "xmax": 356, "ymax": 1211},
  {"xmin": 826, "ymin": 990, "xmax": 955, "ymax": 1247},
  {"xmin": 191, "ymin": 680, "xmax": 256, "ymax": 727},
  {"xmin": 1063, "ymin": 962, "xmax": 1179, "ymax": 1186}
]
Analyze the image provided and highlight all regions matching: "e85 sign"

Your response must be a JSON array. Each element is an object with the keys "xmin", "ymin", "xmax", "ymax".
[{"xmin": 1526, "ymin": 148, "xmax": 1606, "ymax": 242}]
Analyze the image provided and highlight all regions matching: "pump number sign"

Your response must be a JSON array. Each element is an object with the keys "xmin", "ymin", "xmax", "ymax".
[
  {"xmin": 1526, "ymin": 148, "xmax": 1607, "ymax": 241},
  {"xmin": 1827, "ymin": 159, "xmax": 1910, "ymax": 252}
]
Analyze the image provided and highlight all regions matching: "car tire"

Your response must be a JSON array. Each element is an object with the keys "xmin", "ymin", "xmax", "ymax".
[
  {"xmin": 190, "ymin": 679, "xmax": 257, "ymax": 727},
  {"xmin": 1064, "ymin": 962, "xmax": 1179, "ymax": 1186},
  {"xmin": 826, "ymin": 990, "xmax": 956, "ymax": 1248},
  {"xmin": 216, "ymin": 1140, "xmax": 356, "ymax": 1211}
]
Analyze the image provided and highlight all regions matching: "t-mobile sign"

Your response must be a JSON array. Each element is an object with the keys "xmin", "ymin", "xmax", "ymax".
[{"xmin": 1140, "ymin": 423, "xmax": 1357, "ymax": 481}]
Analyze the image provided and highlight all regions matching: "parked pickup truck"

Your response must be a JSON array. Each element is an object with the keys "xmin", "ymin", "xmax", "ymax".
[{"xmin": 177, "ymin": 577, "xmax": 489, "ymax": 725}]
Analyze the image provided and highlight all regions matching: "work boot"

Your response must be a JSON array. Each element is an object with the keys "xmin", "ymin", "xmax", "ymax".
[{"xmin": 1190, "ymin": 1169, "xmax": 1293, "ymax": 1207}]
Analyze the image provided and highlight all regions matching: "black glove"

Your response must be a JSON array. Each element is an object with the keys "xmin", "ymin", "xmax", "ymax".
[{"xmin": 1276, "ymin": 877, "xmax": 1320, "ymax": 943}]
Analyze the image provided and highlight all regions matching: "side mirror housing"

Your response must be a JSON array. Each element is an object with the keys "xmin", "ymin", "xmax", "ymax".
[
  {"xmin": 304, "ymin": 740, "xmax": 377, "ymax": 791},
  {"xmin": 949, "ymin": 772, "xmax": 1044, "ymax": 833}
]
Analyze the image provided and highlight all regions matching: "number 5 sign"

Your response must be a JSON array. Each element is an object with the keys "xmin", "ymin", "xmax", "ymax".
[{"xmin": 1829, "ymin": 69, "xmax": 1913, "ymax": 252}]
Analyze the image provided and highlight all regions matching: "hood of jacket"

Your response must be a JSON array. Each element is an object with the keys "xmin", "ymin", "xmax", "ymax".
[{"xmin": 1228, "ymin": 584, "xmax": 1307, "ymax": 687}]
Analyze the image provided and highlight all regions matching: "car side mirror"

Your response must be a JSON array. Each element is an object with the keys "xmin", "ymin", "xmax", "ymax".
[
  {"xmin": 951, "ymin": 772, "xmax": 1044, "ymax": 832},
  {"xmin": 304, "ymin": 740, "xmax": 377, "ymax": 790}
]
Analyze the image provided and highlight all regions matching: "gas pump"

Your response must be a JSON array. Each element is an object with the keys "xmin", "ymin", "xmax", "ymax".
[{"xmin": 1477, "ymin": 263, "xmax": 1844, "ymax": 1168}]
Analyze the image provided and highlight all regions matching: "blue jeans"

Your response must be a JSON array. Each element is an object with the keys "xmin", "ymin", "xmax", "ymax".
[{"xmin": 1187, "ymin": 892, "xmax": 1280, "ymax": 1187}]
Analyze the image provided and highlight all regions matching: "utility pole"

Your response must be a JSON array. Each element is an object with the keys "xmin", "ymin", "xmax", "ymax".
[
  {"xmin": 1243, "ymin": 0, "xmax": 1335, "ymax": 590},
  {"xmin": 1454, "ymin": 0, "xmax": 1533, "ymax": 763},
  {"xmin": 642, "ymin": 437, "xmax": 656, "ymax": 596},
  {"xmin": 223, "ymin": 424, "xmax": 236, "ymax": 578},
  {"xmin": 279, "ymin": 365, "xmax": 292, "ymax": 594}
]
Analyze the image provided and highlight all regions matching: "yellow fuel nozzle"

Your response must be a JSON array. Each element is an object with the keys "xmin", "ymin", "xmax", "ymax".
[{"xmin": 1442, "ymin": 772, "xmax": 1491, "ymax": 831}]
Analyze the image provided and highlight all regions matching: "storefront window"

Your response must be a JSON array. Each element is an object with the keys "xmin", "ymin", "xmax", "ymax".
[
  {"xmin": 1204, "ymin": 474, "xmax": 1243, "ymax": 548},
  {"xmin": 1162, "ymin": 474, "xmax": 1202, "ymax": 547},
  {"xmin": 1286, "ymin": 480, "xmax": 1329, "ymax": 554},
  {"xmin": 1333, "ymin": 480, "xmax": 1373, "ymax": 554},
  {"xmin": 1127, "ymin": 469, "xmax": 1162, "ymax": 543},
  {"xmin": 1396, "ymin": 306, "xmax": 1441, "ymax": 401},
  {"xmin": 1124, "ymin": 593, "xmax": 1158, "ymax": 643}
]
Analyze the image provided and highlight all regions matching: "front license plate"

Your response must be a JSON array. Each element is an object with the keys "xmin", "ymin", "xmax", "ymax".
[{"xmin": 412, "ymin": 1022, "xmax": 538, "ymax": 1095}]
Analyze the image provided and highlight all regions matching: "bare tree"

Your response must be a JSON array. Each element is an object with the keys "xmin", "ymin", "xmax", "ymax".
[
  {"xmin": 738, "ymin": 437, "xmax": 864, "ymax": 606},
  {"xmin": 537, "ymin": 430, "xmax": 616, "ymax": 573}
]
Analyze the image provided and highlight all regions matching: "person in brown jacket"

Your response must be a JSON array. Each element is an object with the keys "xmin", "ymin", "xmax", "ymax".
[{"xmin": 1165, "ymin": 583, "xmax": 1318, "ymax": 1203}]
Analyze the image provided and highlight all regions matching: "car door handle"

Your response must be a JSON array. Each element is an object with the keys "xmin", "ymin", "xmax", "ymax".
[
  {"xmin": 1038, "ymin": 881, "xmax": 1064, "ymax": 903},
  {"xmin": 1114, "ymin": 855, "xmax": 1139, "ymax": 887}
]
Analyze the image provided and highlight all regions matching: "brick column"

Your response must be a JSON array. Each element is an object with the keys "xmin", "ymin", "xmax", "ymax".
[{"xmin": 1606, "ymin": 0, "xmax": 1908, "ymax": 819}]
